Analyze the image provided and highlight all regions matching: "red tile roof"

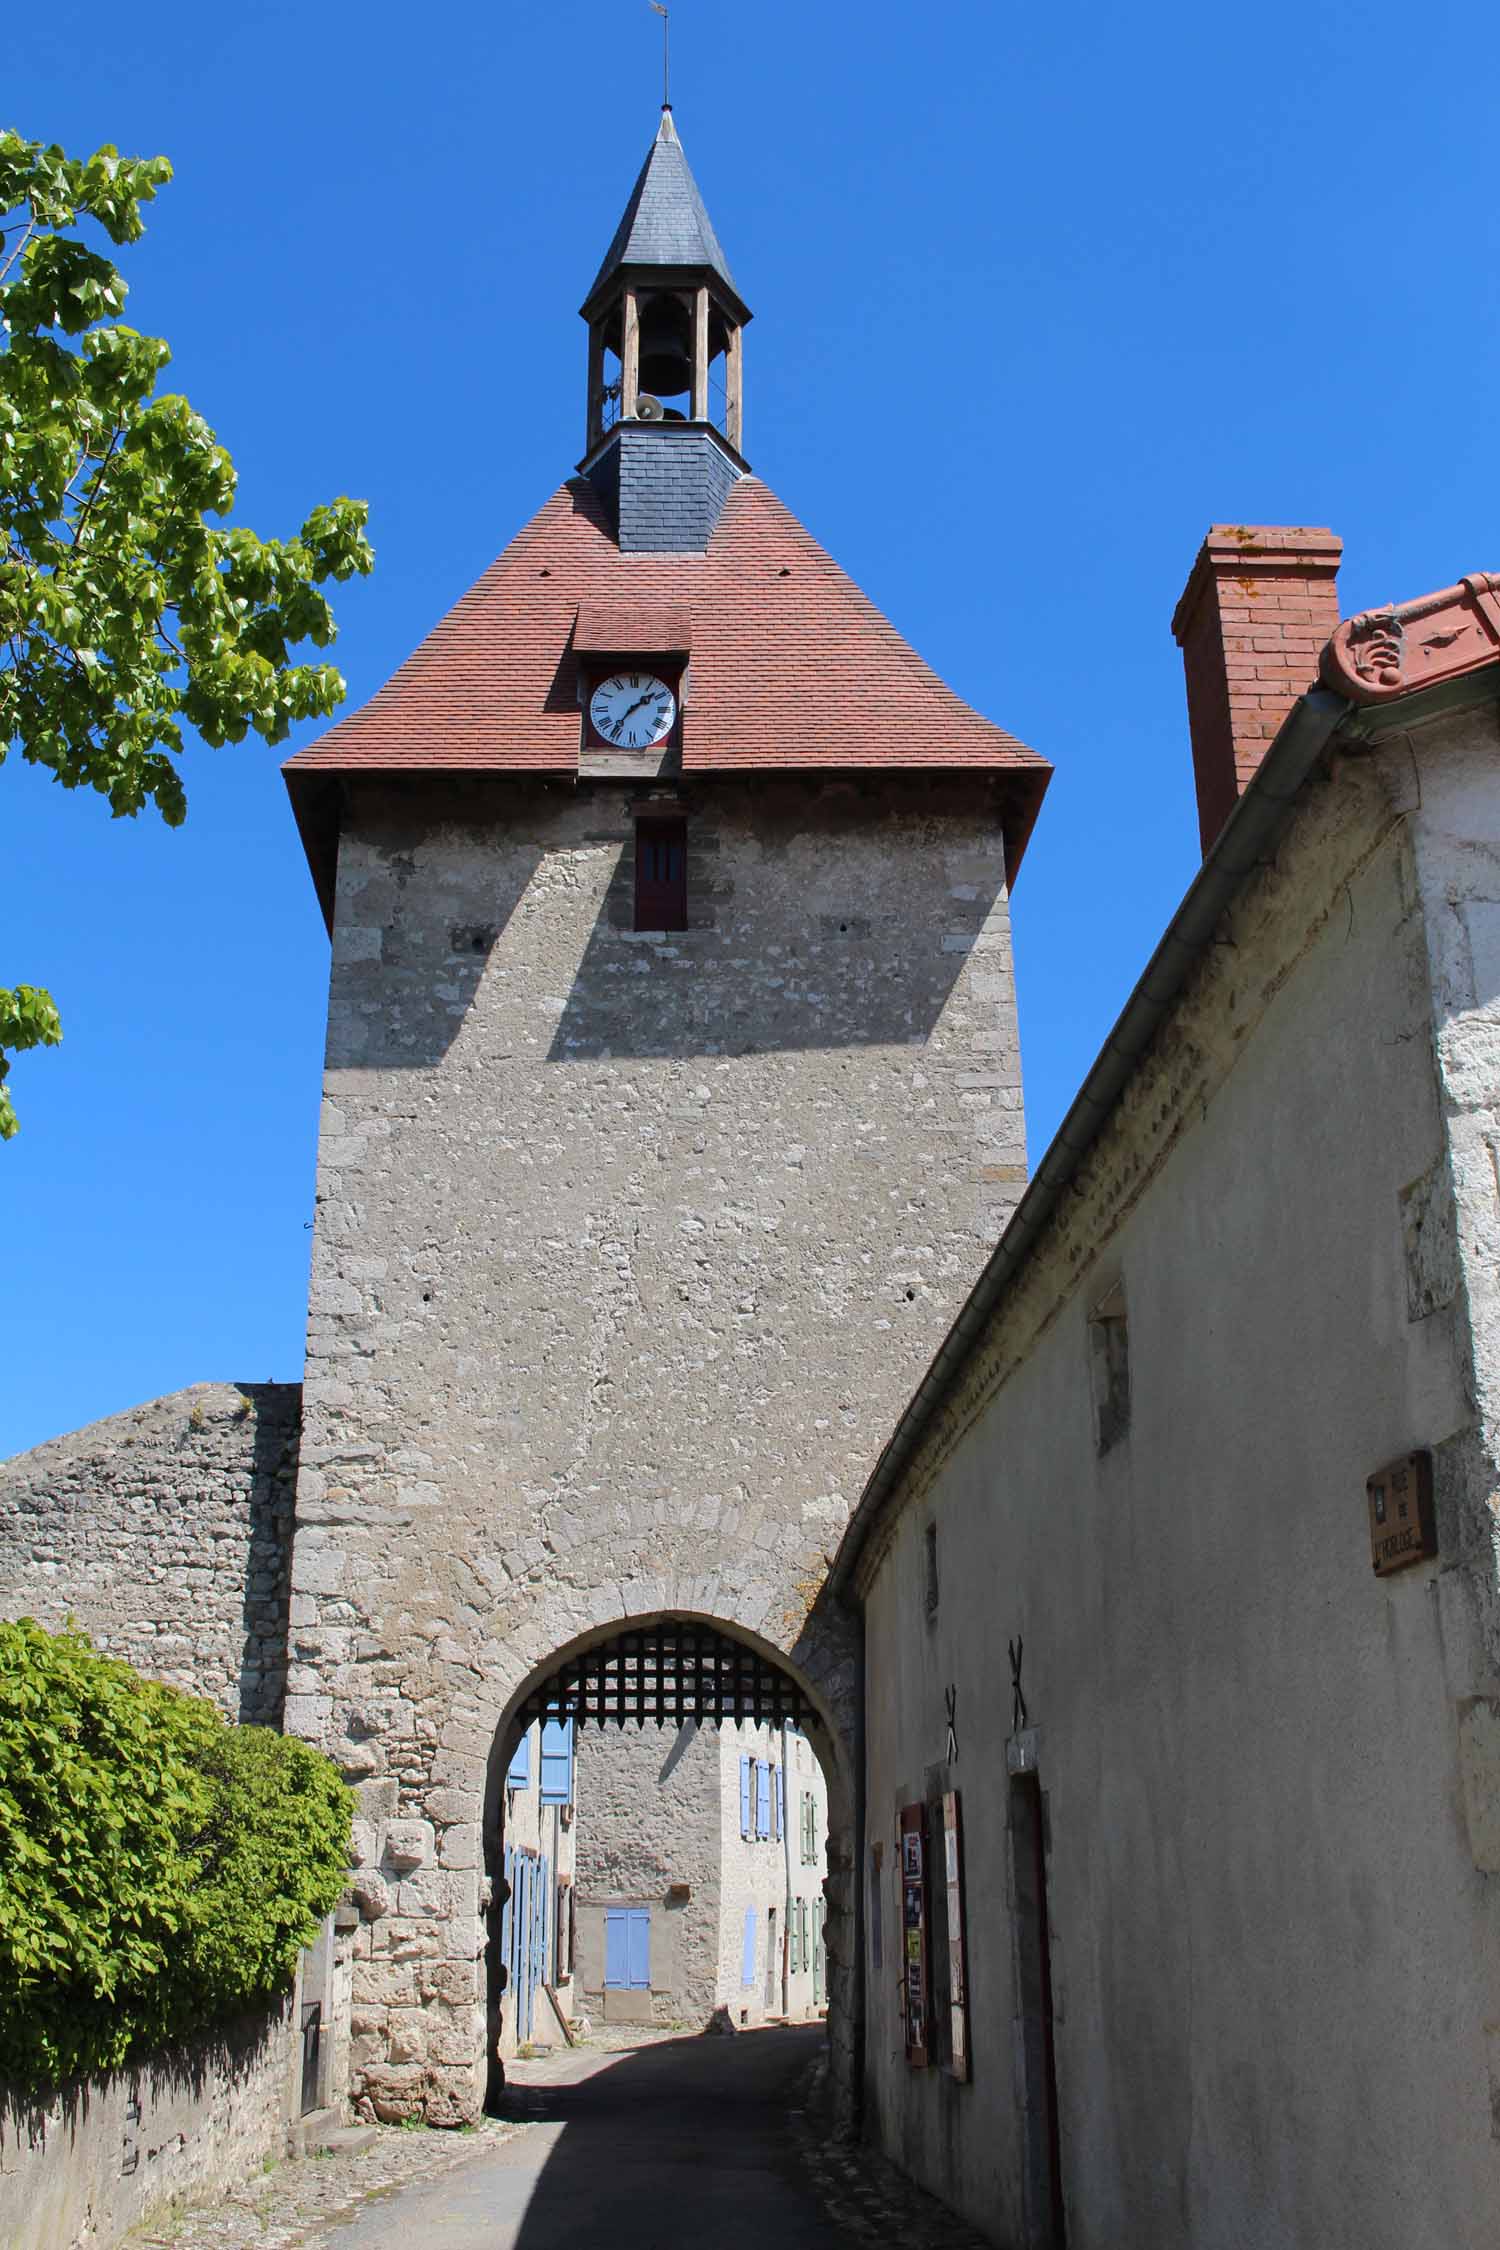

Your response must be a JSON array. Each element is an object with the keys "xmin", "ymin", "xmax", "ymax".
[
  {"xmin": 284, "ymin": 475, "xmax": 1050, "ymax": 917},
  {"xmin": 575, "ymin": 601, "xmax": 692, "ymax": 655}
]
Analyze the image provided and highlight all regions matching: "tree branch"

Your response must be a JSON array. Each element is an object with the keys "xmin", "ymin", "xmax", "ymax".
[{"xmin": 0, "ymin": 213, "xmax": 36, "ymax": 289}]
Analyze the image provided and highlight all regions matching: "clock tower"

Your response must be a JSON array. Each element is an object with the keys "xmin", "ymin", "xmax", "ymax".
[{"xmin": 281, "ymin": 111, "xmax": 1049, "ymax": 2125}]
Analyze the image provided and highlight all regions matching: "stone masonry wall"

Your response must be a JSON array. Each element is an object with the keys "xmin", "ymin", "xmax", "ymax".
[
  {"xmin": 0, "ymin": 1998, "xmax": 296, "ymax": 2250},
  {"xmin": 286, "ymin": 770, "xmax": 1027, "ymax": 2120},
  {"xmin": 0, "ymin": 1383, "xmax": 300, "ymax": 1725}
]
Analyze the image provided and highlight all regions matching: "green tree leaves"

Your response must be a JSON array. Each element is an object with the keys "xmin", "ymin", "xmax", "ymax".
[
  {"xmin": 0, "ymin": 984, "xmax": 61, "ymax": 1141},
  {"xmin": 0, "ymin": 1620, "xmax": 353, "ymax": 2091},
  {"xmin": 0, "ymin": 129, "xmax": 374, "ymax": 1136}
]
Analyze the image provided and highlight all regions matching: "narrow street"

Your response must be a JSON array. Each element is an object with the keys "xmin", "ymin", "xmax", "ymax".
[{"xmin": 321, "ymin": 2027, "xmax": 889, "ymax": 2250}]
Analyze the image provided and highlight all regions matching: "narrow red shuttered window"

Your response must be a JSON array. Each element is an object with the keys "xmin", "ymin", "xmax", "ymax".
[{"xmin": 635, "ymin": 818, "xmax": 688, "ymax": 932}]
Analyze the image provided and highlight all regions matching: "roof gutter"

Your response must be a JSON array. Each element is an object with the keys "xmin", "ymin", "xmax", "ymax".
[{"xmin": 828, "ymin": 684, "xmax": 1352, "ymax": 1600}]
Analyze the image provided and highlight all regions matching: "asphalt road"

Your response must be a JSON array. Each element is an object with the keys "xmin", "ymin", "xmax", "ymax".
[{"xmin": 324, "ymin": 2025, "xmax": 851, "ymax": 2250}]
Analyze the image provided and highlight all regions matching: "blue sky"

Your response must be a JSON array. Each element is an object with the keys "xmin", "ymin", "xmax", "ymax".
[{"xmin": 4, "ymin": 0, "xmax": 1498, "ymax": 1457}]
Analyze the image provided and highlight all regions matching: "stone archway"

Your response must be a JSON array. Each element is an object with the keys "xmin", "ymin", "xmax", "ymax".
[
  {"xmin": 481, "ymin": 1613, "xmax": 858, "ymax": 2117},
  {"xmin": 331, "ymin": 1583, "xmax": 858, "ymax": 2129}
]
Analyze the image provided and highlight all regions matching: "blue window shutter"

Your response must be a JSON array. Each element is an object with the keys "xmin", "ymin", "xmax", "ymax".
[
  {"xmin": 774, "ymin": 1765, "xmax": 784, "ymax": 1842},
  {"xmin": 739, "ymin": 1755, "xmax": 752, "ymax": 1838},
  {"xmin": 506, "ymin": 1729, "xmax": 531, "ymax": 1788},
  {"xmin": 501, "ymin": 1844, "xmax": 515, "ymax": 1970},
  {"xmin": 756, "ymin": 1760, "xmax": 771, "ymax": 1840},
  {"xmin": 627, "ymin": 1908, "xmax": 651, "ymax": 1990},
  {"xmin": 605, "ymin": 1908, "xmax": 628, "ymax": 1988},
  {"xmin": 742, "ymin": 1905, "xmax": 757, "ymax": 1988},
  {"xmin": 539, "ymin": 1718, "xmax": 574, "ymax": 1805}
]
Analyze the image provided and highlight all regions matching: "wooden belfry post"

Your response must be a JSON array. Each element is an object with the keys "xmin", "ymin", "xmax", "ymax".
[
  {"xmin": 724, "ymin": 319, "xmax": 744, "ymax": 452},
  {"xmin": 692, "ymin": 284, "xmax": 710, "ymax": 422},
  {"xmin": 620, "ymin": 286, "xmax": 641, "ymax": 421}
]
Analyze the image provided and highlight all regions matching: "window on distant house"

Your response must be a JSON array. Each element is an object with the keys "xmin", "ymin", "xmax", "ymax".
[
  {"xmin": 539, "ymin": 1718, "xmax": 574, "ymax": 1806},
  {"xmin": 741, "ymin": 1905, "xmax": 757, "ymax": 1988},
  {"xmin": 801, "ymin": 1790, "xmax": 818, "ymax": 1866},
  {"xmin": 506, "ymin": 1729, "xmax": 531, "ymax": 1790},
  {"xmin": 604, "ymin": 1906, "xmax": 650, "ymax": 1991},
  {"xmin": 755, "ymin": 1759, "xmax": 772, "ymax": 1841},
  {"xmin": 1089, "ymin": 1279, "xmax": 1131, "ymax": 1454},
  {"xmin": 635, "ymin": 817, "xmax": 687, "ymax": 931},
  {"xmin": 740, "ymin": 1754, "xmax": 752, "ymax": 1839}
]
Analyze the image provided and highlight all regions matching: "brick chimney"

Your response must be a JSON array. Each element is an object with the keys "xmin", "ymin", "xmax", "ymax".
[{"xmin": 1171, "ymin": 526, "xmax": 1342, "ymax": 855}]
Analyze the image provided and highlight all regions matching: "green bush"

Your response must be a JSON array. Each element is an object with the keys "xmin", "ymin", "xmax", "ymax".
[{"xmin": 0, "ymin": 1620, "xmax": 352, "ymax": 2092}]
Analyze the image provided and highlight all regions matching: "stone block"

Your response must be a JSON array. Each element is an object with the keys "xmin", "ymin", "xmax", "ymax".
[
  {"xmin": 351, "ymin": 1958, "xmax": 416, "ymax": 2008},
  {"xmin": 349, "ymin": 1818, "xmax": 381, "ymax": 1868},
  {"xmin": 385, "ymin": 1919, "xmax": 443, "ymax": 1961},
  {"xmin": 438, "ymin": 1825, "xmax": 480, "ymax": 1870},
  {"xmin": 395, "ymin": 1870, "xmax": 449, "ymax": 1917},
  {"xmin": 383, "ymin": 1818, "xmax": 435, "ymax": 1872},
  {"xmin": 424, "ymin": 1788, "xmax": 472, "ymax": 1826},
  {"xmin": 387, "ymin": 2010, "xmax": 430, "ymax": 2064},
  {"xmin": 356, "ymin": 2065, "xmax": 426, "ymax": 2123},
  {"xmin": 351, "ymin": 1870, "xmax": 392, "ymax": 1922},
  {"xmin": 418, "ymin": 1960, "xmax": 480, "ymax": 2008}
]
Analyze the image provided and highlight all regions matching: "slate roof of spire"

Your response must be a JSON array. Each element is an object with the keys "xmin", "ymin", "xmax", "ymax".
[
  {"xmin": 584, "ymin": 111, "xmax": 740, "ymax": 311},
  {"xmin": 283, "ymin": 475, "xmax": 1051, "ymax": 925}
]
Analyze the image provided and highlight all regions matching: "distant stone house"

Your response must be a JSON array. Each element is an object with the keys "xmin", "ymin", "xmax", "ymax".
[
  {"xmin": 835, "ymin": 535, "xmax": 1500, "ymax": 2249},
  {"xmin": 572, "ymin": 1718, "xmax": 828, "ymax": 2029}
]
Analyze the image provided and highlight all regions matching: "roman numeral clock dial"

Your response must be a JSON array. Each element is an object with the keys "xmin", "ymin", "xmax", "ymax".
[{"xmin": 589, "ymin": 671, "xmax": 677, "ymax": 750}]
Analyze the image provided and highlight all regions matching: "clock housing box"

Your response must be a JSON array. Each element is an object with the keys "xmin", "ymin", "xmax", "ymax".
[{"xmin": 580, "ymin": 657, "xmax": 686, "ymax": 778}]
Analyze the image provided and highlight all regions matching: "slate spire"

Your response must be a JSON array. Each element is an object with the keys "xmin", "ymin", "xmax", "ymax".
[{"xmin": 583, "ymin": 110, "xmax": 743, "ymax": 317}]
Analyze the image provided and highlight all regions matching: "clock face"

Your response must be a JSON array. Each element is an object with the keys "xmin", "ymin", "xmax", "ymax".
[{"xmin": 589, "ymin": 670, "xmax": 677, "ymax": 750}]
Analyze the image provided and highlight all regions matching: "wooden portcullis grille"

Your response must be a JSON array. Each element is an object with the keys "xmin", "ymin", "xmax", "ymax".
[{"xmin": 516, "ymin": 1618, "xmax": 814, "ymax": 1730}]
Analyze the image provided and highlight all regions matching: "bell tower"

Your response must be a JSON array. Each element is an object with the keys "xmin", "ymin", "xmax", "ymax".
[
  {"xmin": 580, "ymin": 110, "xmax": 752, "ymax": 552},
  {"xmin": 280, "ymin": 102, "xmax": 1049, "ymax": 2130}
]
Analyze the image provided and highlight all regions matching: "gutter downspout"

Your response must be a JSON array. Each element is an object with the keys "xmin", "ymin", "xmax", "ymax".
[
  {"xmin": 828, "ymin": 686, "xmax": 1351, "ymax": 1602},
  {"xmin": 781, "ymin": 1719, "xmax": 795, "ymax": 2018}
]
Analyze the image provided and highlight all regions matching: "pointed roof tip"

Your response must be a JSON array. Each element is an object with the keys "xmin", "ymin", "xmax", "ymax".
[{"xmin": 583, "ymin": 111, "xmax": 744, "ymax": 316}]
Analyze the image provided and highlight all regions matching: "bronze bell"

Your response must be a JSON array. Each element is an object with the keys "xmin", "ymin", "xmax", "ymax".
[{"xmin": 637, "ymin": 293, "xmax": 694, "ymax": 400}]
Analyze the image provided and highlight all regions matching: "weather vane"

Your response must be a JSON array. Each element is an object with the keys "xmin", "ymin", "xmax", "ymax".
[{"xmin": 651, "ymin": 2, "xmax": 671, "ymax": 109}]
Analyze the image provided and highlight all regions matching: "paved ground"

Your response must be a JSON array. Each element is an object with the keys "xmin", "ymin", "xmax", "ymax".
[
  {"xmin": 329, "ymin": 2026, "xmax": 849, "ymax": 2250},
  {"xmin": 137, "ymin": 2026, "xmax": 988, "ymax": 2250}
]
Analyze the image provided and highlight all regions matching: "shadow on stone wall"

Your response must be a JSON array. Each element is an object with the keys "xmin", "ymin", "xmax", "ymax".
[
  {"xmin": 330, "ymin": 777, "xmax": 1009, "ymax": 1073},
  {"xmin": 324, "ymin": 790, "xmax": 545, "ymax": 1073},
  {"xmin": 0, "ymin": 1999, "xmax": 292, "ymax": 2250},
  {"xmin": 547, "ymin": 781, "xmax": 1008, "ymax": 1064},
  {"xmin": 237, "ymin": 1383, "xmax": 303, "ymax": 1729}
]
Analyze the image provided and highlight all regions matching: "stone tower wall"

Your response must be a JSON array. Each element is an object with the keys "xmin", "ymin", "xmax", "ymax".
[
  {"xmin": 286, "ymin": 771, "xmax": 1026, "ymax": 2120},
  {"xmin": 0, "ymin": 1382, "xmax": 300, "ymax": 1727}
]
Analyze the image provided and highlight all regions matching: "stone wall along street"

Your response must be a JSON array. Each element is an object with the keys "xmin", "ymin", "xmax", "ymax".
[
  {"xmin": 0, "ymin": 1999, "xmax": 298, "ymax": 2250},
  {"xmin": 0, "ymin": 1382, "xmax": 300, "ymax": 1725}
]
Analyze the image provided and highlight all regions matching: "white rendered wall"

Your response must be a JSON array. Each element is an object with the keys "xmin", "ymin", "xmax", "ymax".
[{"xmin": 858, "ymin": 734, "xmax": 1500, "ymax": 2249}]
